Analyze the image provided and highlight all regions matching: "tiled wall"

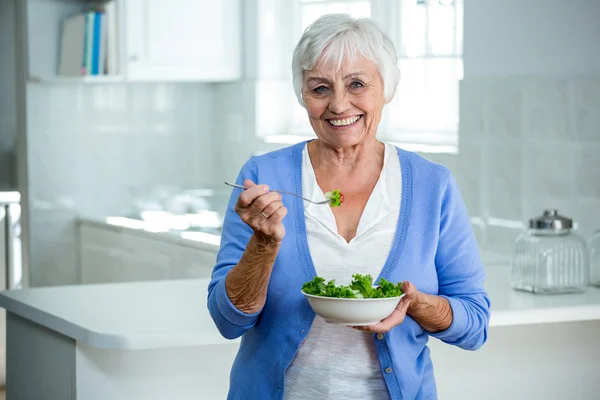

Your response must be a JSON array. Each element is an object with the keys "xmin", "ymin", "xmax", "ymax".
[
  {"xmin": 26, "ymin": 83, "xmax": 216, "ymax": 286},
  {"xmin": 428, "ymin": 76, "xmax": 600, "ymax": 257}
]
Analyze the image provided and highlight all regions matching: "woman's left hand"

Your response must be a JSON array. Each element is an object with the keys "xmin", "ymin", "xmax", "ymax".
[{"xmin": 353, "ymin": 281, "xmax": 421, "ymax": 334}]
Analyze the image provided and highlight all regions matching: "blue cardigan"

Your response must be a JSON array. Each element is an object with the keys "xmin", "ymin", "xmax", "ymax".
[{"xmin": 208, "ymin": 142, "xmax": 491, "ymax": 400}]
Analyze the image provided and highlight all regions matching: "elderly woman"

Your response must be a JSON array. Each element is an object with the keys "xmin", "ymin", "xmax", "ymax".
[{"xmin": 208, "ymin": 13, "xmax": 490, "ymax": 400}]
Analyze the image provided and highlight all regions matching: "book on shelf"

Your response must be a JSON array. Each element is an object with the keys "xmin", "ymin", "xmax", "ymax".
[{"xmin": 58, "ymin": 1, "xmax": 119, "ymax": 78}]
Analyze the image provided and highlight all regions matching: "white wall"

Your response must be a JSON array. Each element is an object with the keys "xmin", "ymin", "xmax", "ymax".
[
  {"xmin": 464, "ymin": 0, "xmax": 600, "ymax": 77},
  {"xmin": 420, "ymin": 0, "xmax": 600, "ymax": 256},
  {"xmin": 26, "ymin": 82, "xmax": 217, "ymax": 287},
  {"xmin": 20, "ymin": 0, "xmax": 600, "ymax": 285}
]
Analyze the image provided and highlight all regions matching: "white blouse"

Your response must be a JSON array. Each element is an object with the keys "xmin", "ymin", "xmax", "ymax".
[{"xmin": 283, "ymin": 142, "xmax": 402, "ymax": 400}]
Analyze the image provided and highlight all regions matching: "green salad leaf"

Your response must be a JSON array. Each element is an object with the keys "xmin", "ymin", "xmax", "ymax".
[
  {"xmin": 302, "ymin": 274, "xmax": 403, "ymax": 299},
  {"xmin": 324, "ymin": 189, "xmax": 344, "ymax": 208}
]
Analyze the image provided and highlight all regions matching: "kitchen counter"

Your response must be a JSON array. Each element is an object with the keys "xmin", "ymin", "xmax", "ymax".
[
  {"xmin": 0, "ymin": 279, "xmax": 230, "ymax": 350},
  {"xmin": 485, "ymin": 265, "xmax": 600, "ymax": 327},
  {"xmin": 1, "ymin": 266, "xmax": 600, "ymax": 351},
  {"xmin": 0, "ymin": 278, "xmax": 238, "ymax": 400},
  {"xmin": 1, "ymin": 266, "xmax": 600, "ymax": 399}
]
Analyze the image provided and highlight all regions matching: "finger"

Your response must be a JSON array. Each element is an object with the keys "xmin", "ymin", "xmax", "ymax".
[
  {"xmin": 258, "ymin": 206, "xmax": 288, "ymax": 242},
  {"xmin": 394, "ymin": 296, "xmax": 411, "ymax": 314},
  {"xmin": 259, "ymin": 201, "xmax": 284, "ymax": 220},
  {"xmin": 252, "ymin": 202, "xmax": 283, "ymax": 231},
  {"xmin": 356, "ymin": 312, "xmax": 405, "ymax": 333},
  {"xmin": 267, "ymin": 205, "xmax": 288, "ymax": 225},
  {"xmin": 403, "ymin": 281, "xmax": 421, "ymax": 298},
  {"xmin": 354, "ymin": 299, "xmax": 410, "ymax": 333},
  {"xmin": 247, "ymin": 193, "xmax": 282, "ymax": 227},
  {"xmin": 247, "ymin": 195, "xmax": 283, "ymax": 230},
  {"xmin": 258, "ymin": 205, "xmax": 287, "ymax": 230},
  {"xmin": 251, "ymin": 192, "xmax": 282, "ymax": 215},
  {"xmin": 243, "ymin": 179, "xmax": 256, "ymax": 188},
  {"xmin": 237, "ymin": 183, "xmax": 270, "ymax": 208}
]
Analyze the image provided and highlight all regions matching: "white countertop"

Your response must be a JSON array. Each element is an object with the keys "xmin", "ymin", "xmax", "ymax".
[
  {"xmin": 0, "ymin": 266, "xmax": 599, "ymax": 351},
  {"xmin": 485, "ymin": 266, "xmax": 600, "ymax": 327},
  {"xmin": 0, "ymin": 279, "xmax": 229, "ymax": 350}
]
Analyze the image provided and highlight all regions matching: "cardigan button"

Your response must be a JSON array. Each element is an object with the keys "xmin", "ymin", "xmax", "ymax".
[
  {"xmin": 385, "ymin": 367, "xmax": 393, "ymax": 374},
  {"xmin": 376, "ymin": 333, "xmax": 384, "ymax": 340}
]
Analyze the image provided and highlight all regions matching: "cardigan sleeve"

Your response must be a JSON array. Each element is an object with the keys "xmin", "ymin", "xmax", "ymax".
[
  {"xmin": 428, "ymin": 170, "xmax": 491, "ymax": 350},
  {"xmin": 207, "ymin": 157, "xmax": 262, "ymax": 340}
]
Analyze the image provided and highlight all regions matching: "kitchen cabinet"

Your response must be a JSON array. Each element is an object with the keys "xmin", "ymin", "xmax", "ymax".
[
  {"xmin": 78, "ymin": 220, "xmax": 218, "ymax": 284},
  {"xmin": 119, "ymin": 234, "xmax": 175, "ymax": 281},
  {"xmin": 175, "ymin": 246, "xmax": 218, "ymax": 279},
  {"xmin": 27, "ymin": 0, "xmax": 241, "ymax": 83},
  {"xmin": 123, "ymin": 0, "xmax": 241, "ymax": 82}
]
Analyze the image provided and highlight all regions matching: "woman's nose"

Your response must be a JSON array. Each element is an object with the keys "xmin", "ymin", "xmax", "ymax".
[{"xmin": 328, "ymin": 90, "xmax": 350, "ymax": 114}]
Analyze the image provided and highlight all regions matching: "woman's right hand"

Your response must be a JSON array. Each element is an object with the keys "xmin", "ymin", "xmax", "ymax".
[{"xmin": 234, "ymin": 179, "xmax": 287, "ymax": 244}]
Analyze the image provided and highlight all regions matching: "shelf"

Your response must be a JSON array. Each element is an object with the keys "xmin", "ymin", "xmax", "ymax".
[{"xmin": 28, "ymin": 0, "xmax": 123, "ymax": 83}]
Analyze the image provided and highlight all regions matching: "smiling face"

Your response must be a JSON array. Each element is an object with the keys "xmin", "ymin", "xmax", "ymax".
[{"xmin": 302, "ymin": 56, "xmax": 386, "ymax": 150}]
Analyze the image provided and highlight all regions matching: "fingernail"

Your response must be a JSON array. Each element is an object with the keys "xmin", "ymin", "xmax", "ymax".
[{"xmin": 263, "ymin": 185, "xmax": 270, "ymax": 192}]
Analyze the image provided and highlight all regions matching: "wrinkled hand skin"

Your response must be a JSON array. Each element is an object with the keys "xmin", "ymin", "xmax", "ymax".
[
  {"xmin": 352, "ymin": 281, "xmax": 453, "ymax": 334},
  {"xmin": 235, "ymin": 179, "xmax": 287, "ymax": 243},
  {"xmin": 225, "ymin": 179, "xmax": 288, "ymax": 314}
]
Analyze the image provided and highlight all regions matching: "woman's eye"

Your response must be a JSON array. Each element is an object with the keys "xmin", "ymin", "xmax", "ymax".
[
  {"xmin": 350, "ymin": 81, "xmax": 364, "ymax": 88},
  {"xmin": 313, "ymin": 86, "xmax": 329, "ymax": 94}
]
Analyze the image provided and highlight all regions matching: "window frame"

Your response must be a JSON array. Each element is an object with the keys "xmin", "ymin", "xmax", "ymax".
[{"xmin": 256, "ymin": 0, "xmax": 463, "ymax": 154}]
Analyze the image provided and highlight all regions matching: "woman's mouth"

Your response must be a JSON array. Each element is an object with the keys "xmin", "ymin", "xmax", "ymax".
[{"xmin": 327, "ymin": 115, "xmax": 362, "ymax": 127}]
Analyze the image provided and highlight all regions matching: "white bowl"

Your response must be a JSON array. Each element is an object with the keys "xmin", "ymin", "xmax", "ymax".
[{"xmin": 301, "ymin": 291, "xmax": 405, "ymax": 326}]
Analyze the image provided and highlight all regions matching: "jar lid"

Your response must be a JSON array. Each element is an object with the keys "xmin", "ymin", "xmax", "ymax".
[{"xmin": 529, "ymin": 209, "xmax": 573, "ymax": 230}]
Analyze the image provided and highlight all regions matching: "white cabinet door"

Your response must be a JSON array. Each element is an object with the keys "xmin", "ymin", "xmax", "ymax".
[
  {"xmin": 124, "ymin": 0, "xmax": 240, "ymax": 81},
  {"xmin": 79, "ymin": 224, "xmax": 127, "ymax": 284},
  {"xmin": 80, "ymin": 224, "xmax": 175, "ymax": 283},
  {"xmin": 175, "ymin": 246, "xmax": 217, "ymax": 279},
  {"xmin": 79, "ymin": 222, "xmax": 219, "ymax": 284},
  {"xmin": 119, "ymin": 233, "xmax": 176, "ymax": 281}
]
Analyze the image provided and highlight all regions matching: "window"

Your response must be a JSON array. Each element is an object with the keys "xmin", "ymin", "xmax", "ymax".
[{"xmin": 256, "ymin": 0, "xmax": 463, "ymax": 153}]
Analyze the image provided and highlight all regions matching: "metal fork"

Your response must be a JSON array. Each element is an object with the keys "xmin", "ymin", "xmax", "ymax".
[{"xmin": 224, "ymin": 182, "xmax": 331, "ymax": 205}]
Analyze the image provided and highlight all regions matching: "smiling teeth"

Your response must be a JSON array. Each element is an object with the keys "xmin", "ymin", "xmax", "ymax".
[{"xmin": 329, "ymin": 116, "xmax": 361, "ymax": 126}]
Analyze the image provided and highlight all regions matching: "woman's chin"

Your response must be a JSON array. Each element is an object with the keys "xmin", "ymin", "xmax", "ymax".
[{"xmin": 322, "ymin": 126, "xmax": 368, "ymax": 147}]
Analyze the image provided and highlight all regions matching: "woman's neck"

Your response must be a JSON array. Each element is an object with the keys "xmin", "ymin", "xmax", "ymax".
[{"xmin": 308, "ymin": 139, "xmax": 385, "ymax": 178}]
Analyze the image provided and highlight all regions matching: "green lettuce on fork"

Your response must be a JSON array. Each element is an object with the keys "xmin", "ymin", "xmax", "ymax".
[
  {"xmin": 302, "ymin": 274, "xmax": 403, "ymax": 299},
  {"xmin": 324, "ymin": 189, "xmax": 344, "ymax": 207}
]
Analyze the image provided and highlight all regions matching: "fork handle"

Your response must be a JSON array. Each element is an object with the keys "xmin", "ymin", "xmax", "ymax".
[{"xmin": 224, "ymin": 181, "xmax": 322, "ymax": 204}]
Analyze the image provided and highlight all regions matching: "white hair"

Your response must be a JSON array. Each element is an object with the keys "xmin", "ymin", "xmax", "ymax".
[{"xmin": 292, "ymin": 14, "xmax": 401, "ymax": 107}]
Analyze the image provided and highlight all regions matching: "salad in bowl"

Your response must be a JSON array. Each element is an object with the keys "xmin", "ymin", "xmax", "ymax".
[{"xmin": 301, "ymin": 274, "xmax": 404, "ymax": 326}]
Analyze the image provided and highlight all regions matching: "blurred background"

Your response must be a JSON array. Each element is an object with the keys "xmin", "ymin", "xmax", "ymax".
[
  {"xmin": 0, "ymin": 0, "xmax": 599, "ymax": 398},
  {"xmin": 3, "ymin": 0, "xmax": 599, "ymax": 290}
]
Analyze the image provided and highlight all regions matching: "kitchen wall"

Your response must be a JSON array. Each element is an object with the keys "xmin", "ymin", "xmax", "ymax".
[
  {"xmin": 463, "ymin": 0, "xmax": 600, "ymax": 77},
  {"xmin": 26, "ymin": 82, "xmax": 216, "ymax": 286},
  {"xmin": 425, "ymin": 0, "xmax": 600, "ymax": 256},
  {"xmin": 212, "ymin": 0, "xmax": 260, "ymax": 187},
  {"xmin": 456, "ymin": 76, "xmax": 600, "ymax": 255},
  {"xmin": 0, "ymin": 0, "xmax": 17, "ymax": 190},
  {"xmin": 214, "ymin": 0, "xmax": 600, "ymax": 259},
  {"xmin": 21, "ymin": 0, "xmax": 600, "ymax": 285}
]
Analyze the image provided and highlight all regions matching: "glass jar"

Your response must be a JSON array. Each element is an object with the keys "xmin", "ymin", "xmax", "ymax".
[
  {"xmin": 510, "ymin": 209, "xmax": 589, "ymax": 294},
  {"xmin": 589, "ymin": 229, "xmax": 600, "ymax": 287}
]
